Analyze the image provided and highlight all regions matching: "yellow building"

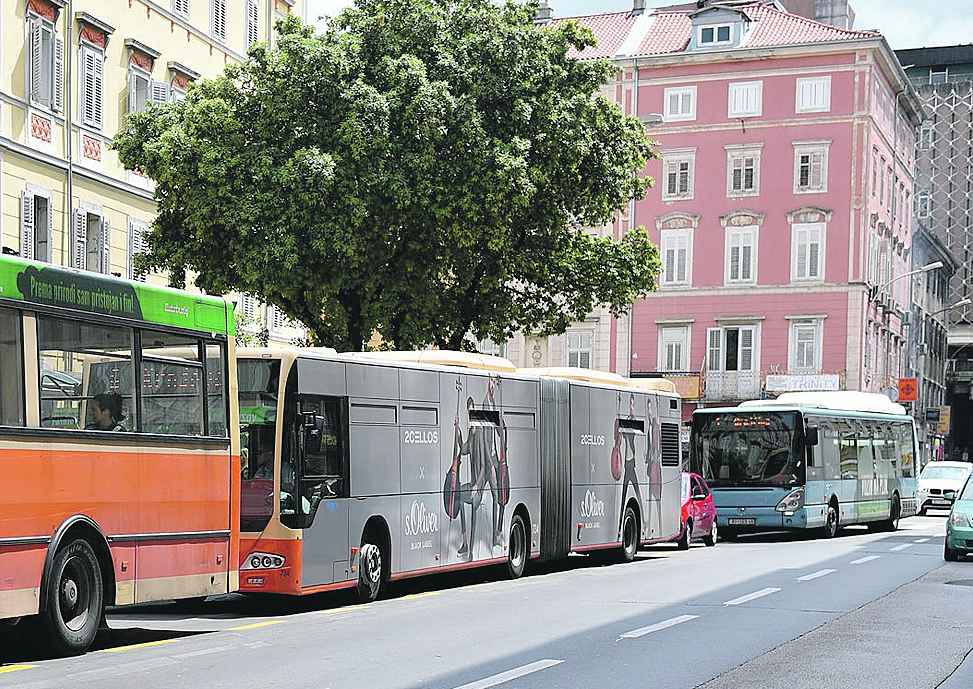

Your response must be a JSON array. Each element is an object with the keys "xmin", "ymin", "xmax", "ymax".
[{"xmin": 2, "ymin": 0, "xmax": 307, "ymax": 342}]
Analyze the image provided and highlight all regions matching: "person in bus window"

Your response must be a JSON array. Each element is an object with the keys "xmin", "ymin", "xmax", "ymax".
[{"xmin": 86, "ymin": 393, "xmax": 125, "ymax": 431}]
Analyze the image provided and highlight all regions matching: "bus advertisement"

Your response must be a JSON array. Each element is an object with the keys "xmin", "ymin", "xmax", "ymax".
[
  {"xmin": 0, "ymin": 255, "xmax": 239, "ymax": 655},
  {"xmin": 690, "ymin": 391, "xmax": 918, "ymax": 539},
  {"xmin": 235, "ymin": 349, "xmax": 683, "ymax": 601}
]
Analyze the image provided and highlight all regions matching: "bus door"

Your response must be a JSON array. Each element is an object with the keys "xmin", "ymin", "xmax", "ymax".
[{"xmin": 292, "ymin": 395, "xmax": 350, "ymax": 587}]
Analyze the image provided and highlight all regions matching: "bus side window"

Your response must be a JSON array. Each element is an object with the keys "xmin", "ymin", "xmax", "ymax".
[
  {"xmin": 297, "ymin": 396, "xmax": 348, "ymax": 527},
  {"xmin": 0, "ymin": 308, "xmax": 25, "ymax": 426}
]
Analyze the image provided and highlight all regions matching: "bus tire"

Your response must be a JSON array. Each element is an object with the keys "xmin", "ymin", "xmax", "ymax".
[
  {"xmin": 883, "ymin": 495, "xmax": 900, "ymax": 532},
  {"xmin": 40, "ymin": 538, "xmax": 104, "ymax": 656},
  {"xmin": 506, "ymin": 514, "xmax": 527, "ymax": 579},
  {"xmin": 677, "ymin": 520, "xmax": 691, "ymax": 550},
  {"xmin": 356, "ymin": 536, "xmax": 384, "ymax": 603},
  {"xmin": 620, "ymin": 506, "xmax": 639, "ymax": 562},
  {"xmin": 821, "ymin": 500, "xmax": 839, "ymax": 539}
]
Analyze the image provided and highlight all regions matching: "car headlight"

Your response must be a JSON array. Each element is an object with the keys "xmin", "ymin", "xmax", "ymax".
[
  {"xmin": 775, "ymin": 488, "xmax": 804, "ymax": 512},
  {"xmin": 949, "ymin": 512, "xmax": 971, "ymax": 528}
]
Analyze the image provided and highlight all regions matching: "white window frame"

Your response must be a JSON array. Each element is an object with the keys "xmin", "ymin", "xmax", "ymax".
[
  {"xmin": 725, "ymin": 225, "xmax": 757, "ymax": 286},
  {"xmin": 699, "ymin": 24, "xmax": 732, "ymax": 46},
  {"xmin": 27, "ymin": 13, "xmax": 64, "ymax": 113},
  {"xmin": 791, "ymin": 221, "xmax": 824, "ymax": 283},
  {"xmin": 566, "ymin": 330, "xmax": 593, "ymax": 369},
  {"xmin": 661, "ymin": 149, "xmax": 696, "ymax": 201},
  {"xmin": 173, "ymin": 0, "xmax": 190, "ymax": 19},
  {"xmin": 660, "ymin": 228, "xmax": 692, "ymax": 288},
  {"xmin": 917, "ymin": 190, "xmax": 931, "ymax": 218},
  {"xmin": 728, "ymin": 81, "xmax": 762, "ymax": 118},
  {"xmin": 792, "ymin": 141, "xmax": 829, "ymax": 193},
  {"xmin": 663, "ymin": 86, "xmax": 696, "ymax": 122},
  {"xmin": 267, "ymin": 304, "xmax": 286, "ymax": 336},
  {"xmin": 706, "ymin": 325, "xmax": 756, "ymax": 372},
  {"xmin": 795, "ymin": 76, "xmax": 831, "ymax": 113},
  {"xmin": 80, "ymin": 42, "xmax": 105, "ymax": 129},
  {"xmin": 20, "ymin": 184, "xmax": 53, "ymax": 263},
  {"xmin": 788, "ymin": 320, "xmax": 823, "ymax": 373},
  {"xmin": 725, "ymin": 144, "xmax": 761, "ymax": 197},
  {"xmin": 128, "ymin": 217, "xmax": 149, "ymax": 281},
  {"xmin": 477, "ymin": 338, "xmax": 507, "ymax": 358},
  {"xmin": 73, "ymin": 205, "xmax": 110, "ymax": 274},
  {"xmin": 658, "ymin": 325, "xmax": 689, "ymax": 372},
  {"xmin": 919, "ymin": 121, "xmax": 934, "ymax": 150},
  {"xmin": 212, "ymin": 0, "xmax": 227, "ymax": 42},
  {"xmin": 871, "ymin": 147, "xmax": 878, "ymax": 197},
  {"xmin": 246, "ymin": 0, "xmax": 260, "ymax": 46}
]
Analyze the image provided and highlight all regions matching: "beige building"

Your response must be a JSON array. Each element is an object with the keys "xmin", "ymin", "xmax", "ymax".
[{"xmin": 1, "ymin": 0, "xmax": 306, "ymax": 342}]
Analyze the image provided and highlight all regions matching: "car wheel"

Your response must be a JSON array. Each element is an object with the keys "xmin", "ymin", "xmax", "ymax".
[
  {"xmin": 507, "ymin": 514, "xmax": 527, "ymax": 578},
  {"xmin": 821, "ymin": 502, "xmax": 838, "ymax": 539},
  {"xmin": 677, "ymin": 520, "xmax": 691, "ymax": 550},
  {"xmin": 945, "ymin": 539, "xmax": 960, "ymax": 562},
  {"xmin": 703, "ymin": 520, "xmax": 718, "ymax": 547}
]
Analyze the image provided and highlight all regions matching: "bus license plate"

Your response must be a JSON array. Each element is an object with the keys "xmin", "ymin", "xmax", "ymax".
[{"xmin": 728, "ymin": 518, "xmax": 755, "ymax": 526}]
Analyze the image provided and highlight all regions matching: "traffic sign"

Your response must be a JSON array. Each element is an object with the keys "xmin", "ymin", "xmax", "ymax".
[{"xmin": 898, "ymin": 377, "xmax": 918, "ymax": 402}]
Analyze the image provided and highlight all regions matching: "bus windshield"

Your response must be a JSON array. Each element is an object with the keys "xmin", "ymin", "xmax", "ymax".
[
  {"xmin": 692, "ymin": 410, "xmax": 804, "ymax": 488},
  {"xmin": 238, "ymin": 358, "xmax": 280, "ymax": 532}
]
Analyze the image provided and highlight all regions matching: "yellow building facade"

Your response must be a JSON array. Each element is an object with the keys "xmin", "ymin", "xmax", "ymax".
[{"xmin": 2, "ymin": 0, "xmax": 307, "ymax": 341}]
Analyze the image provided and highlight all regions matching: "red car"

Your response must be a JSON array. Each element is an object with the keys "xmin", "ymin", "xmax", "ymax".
[{"xmin": 673, "ymin": 472, "xmax": 718, "ymax": 549}]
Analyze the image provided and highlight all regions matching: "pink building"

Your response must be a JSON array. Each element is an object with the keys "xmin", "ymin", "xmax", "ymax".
[{"xmin": 557, "ymin": 1, "xmax": 925, "ymax": 416}]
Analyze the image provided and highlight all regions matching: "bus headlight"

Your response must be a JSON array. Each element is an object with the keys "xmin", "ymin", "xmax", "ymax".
[
  {"xmin": 775, "ymin": 488, "xmax": 805, "ymax": 512},
  {"xmin": 242, "ymin": 552, "xmax": 286, "ymax": 570}
]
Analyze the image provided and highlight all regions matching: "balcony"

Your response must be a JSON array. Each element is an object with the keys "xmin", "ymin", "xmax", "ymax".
[{"xmin": 703, "ymin": 371, "xmax": 761, "ymax": 402}]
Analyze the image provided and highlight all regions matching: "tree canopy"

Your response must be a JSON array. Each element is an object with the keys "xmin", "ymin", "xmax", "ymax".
[{"xmin": 112, "ymin": 0, "xmax": 660, "ymax": 351}]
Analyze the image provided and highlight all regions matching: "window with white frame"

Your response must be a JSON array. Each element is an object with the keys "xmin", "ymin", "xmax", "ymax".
[
  {"xmin": 73, "ymin": 206, "xmax": 110, "ymax": 274},
  {"xmin": 659, "ymin": 326, "xmax": 689, "ymax": 372},
  {"xmin": 663, "ymin": 86, "xmax": 696, "ymax": 122},
  {"xmin": 566, "ymin": 330, "xmax": 593, "ymax": 368},
  {"xmin": 867, "ymin": 233, "xmax": 879, "ymax": 285},
  {"xmin": 919, "ymin": 121, "xmax": 935, "ymax": 150},
  {"xmin": 662, "ymin": 149, "xmax": 695, "ymax": 200},
  {"xmin": 660, "ymin": 228, "xmax": 691, "ymax": 287},
  {"xmin": 725, "ymin": 226, "xmax": 756, "ymax": 285},
  {"xmin": 793, "ymin": 141, "xmax": 829, "ymax": 193},
  {"xmin": 20, "ymin": 185, "xmax": 53, "ymax": 262},
  {"xmin": 789, "ymin": 320, "xmax": 822, "ymax": 372},
  {"xmin": 795, "ymin": 76, "xmax": 831, "ymax": 113},
  {"xmin": 477, "ymin": 338, "xmax": 507, "ymax": 358},
  {"xmin": 128, "ymin": 65, "xmax": 168, "ymax": 114},
  {"xmin": 699, "ymin": 24, "xmax": 731, "ymax": 45},
  {"xmin": 27, "ymin": 12, "xmax": 63, "ymax": 112},
  {"xmin": 871, "ymin": 148, "xmax": 877, "ymax": 197},
  {"xmin": 707, "ymin": 325, "xmax": 755, "ymax": 372},
  {"xmin": 726, "ymin": 144, "xmax": 760, "ymax": 196},
  {"xmin": 791, "ymin": 222, "xmax": 824, "ymax": 282},
  {"xmin": 128, "ymin": 218, "xmax": 149, "ymax": 281},
  {"xmin": 246, "ymin": 0, "xmax": 260, "ymax": 46},
  {"xmin": 268, "ymin": 304, "xmax": 286, "ymax": 336},
  {"xmin": 80, "ymin": 43, "xmax": 104, "ymax": 129},
  {"xmin": 728, "ymin": 81, "xmax": 761, "ymax": 118},
  {"xmin": 917, "ymin": 190, "xmax": 931, "ymax": 218},
  {"xmin": 886, "ymin": 166, "xmax": 892, "ymax": 208},
  {"xmin": 173, "ymin": 0, "xmax": 190, "ymax": 18},
  {"xmin": 212, "ymin": 0, "xmax": 227, "ymax": 42}
]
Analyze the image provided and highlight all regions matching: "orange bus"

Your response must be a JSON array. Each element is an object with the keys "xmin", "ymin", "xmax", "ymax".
[{"xmin": 0, "ymin": 255, "xmax": 239, "ymax": 655}]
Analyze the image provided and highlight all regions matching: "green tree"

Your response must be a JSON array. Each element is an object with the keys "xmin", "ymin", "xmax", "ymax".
[{"xmin": 113, "ymin": 0, "xmax": 659, "ymax": 352}]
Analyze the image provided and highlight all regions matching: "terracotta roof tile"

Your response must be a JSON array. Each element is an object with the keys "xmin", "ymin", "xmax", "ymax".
[{"xmin": 552, "ymin": 12, "xmax": 641, "ymax": 60}]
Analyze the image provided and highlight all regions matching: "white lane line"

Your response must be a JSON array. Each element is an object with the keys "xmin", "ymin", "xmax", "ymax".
[
  {"xmin": 915, "ymin": 538, "xmax": 930, "ymax": 543},
  {"xmin": 797, "ymin": 569, "xmax": 836, "ymax": 581},
  {"xmin": 71, "ymin": 657, "xmax": 176, "ymax": 680},
  {"xmin": 172, "ymin": 644, "xmax": 237, "ymax": 659},
  {"xmin": 453, "ymin": 660, "xmax": 564, "ymax": 689},
  {"xmin": 851, "ymin": 555, "xmax": 881, "ymax": 564},
  {"xmin": 891, "ymin": 543, "xmax": 914, "ymax": 552},
  {"xmin": 619, "ymin": 614, "xmax": 699, "ymax": 639},
  {"xmin": 724, "ymin": 588, "xmax": 781, "ymax": 606}
]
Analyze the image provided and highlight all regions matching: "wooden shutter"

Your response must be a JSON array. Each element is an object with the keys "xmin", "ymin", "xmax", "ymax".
[
  {"xmin": 247, "ymin": 0, "xmax": 259, "ymax": 45},
  {"xmin": 53, "ymin": 34, "xmax": 64, "ymax": 111},
  {"xmin": 30, "ymin": 17, "xmax": 43, "ymax": 103},
  {"xmin": 83, "ymin": 47, "xmax": 104, "ymax": 128},
  {"xmin": 20, "ymin": 191, "xmax": 35, "ymax": 261},
  {"xmin": 707, "ymin": 328, "xmax": 722, "ymax": 372},
  {"xmin": 73, "ymin": 209, "xmax": 88, "ymax": 270},
  {"xmin": 150, "ymin": 80, "xmax": 170, "ymax": 105},
  {"xmin": 100, "ymin": 216, "xmax": 111, "ymax": 274}
]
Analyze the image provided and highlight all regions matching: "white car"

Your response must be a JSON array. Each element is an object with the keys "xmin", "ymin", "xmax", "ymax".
[{"xmin": 917, "ymin": 461, "xmax": 973, "ymax": 515}]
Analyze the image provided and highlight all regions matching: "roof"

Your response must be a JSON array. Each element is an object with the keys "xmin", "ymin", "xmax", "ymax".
[
  {"xmin": 349, "ymin": 350, "xmax": 517, "ymax": 372},
  {"xmin": 554, "ymin": 1, "xmax": 879, "ymax": 60}
]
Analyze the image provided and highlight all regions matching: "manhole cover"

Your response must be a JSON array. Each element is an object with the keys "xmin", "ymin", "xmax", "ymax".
[{"xmin": 945, "ymin": 580, "xmax": 973, "ymax": 587}]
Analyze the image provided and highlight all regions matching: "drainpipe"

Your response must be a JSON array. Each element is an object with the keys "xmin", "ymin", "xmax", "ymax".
[{"xmin": 65, "ymin": 0, "xmax": 74, "ymax": 265}]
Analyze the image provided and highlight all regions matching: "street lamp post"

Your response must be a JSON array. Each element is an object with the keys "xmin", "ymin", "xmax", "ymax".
[{"xmin": 870, "ymin": 260, "xmax": 943, "ymax": 300}]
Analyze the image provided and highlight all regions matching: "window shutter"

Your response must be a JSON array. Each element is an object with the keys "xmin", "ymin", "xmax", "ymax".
[
  {"xmin": 740, "ymin": 327, "xmax": 753, "ymax": 370},
  {"xmin": 53, "ymin": 34, "xmax": 64, "ymax": 111},
  {"xmin": 680, "ymin": 92, "xmax": 691, "ymax": 115},
  {"xmin": 83, "ymin": 47, "xmax": 104, "ymax": 128},
  {"xmin": 128, "ymin": 71, "xmax": 138, "ymax": 113},
  {"xmin": 668, "ymin": 92, "xmax": 680, "ymax": 116},
  {"xmin": 741, "ymin": 242, "xmax": 752, "ymax": 280},
  {"xmin": 732, "ymin": 159, "xmax": 742, "ymax": 191},
  {"xmin": 247, "ymin": 0, "xmax": 259, "ymax": 45},
  {"xmin": 150, "ymin": 80, "xmax": 169, "ymax": 106},
  {"xmin": 213, "ymin": 0, "xmax": 227, "ymax": 40},
  {"xmin": 664, "ymin": 241, "xmax": 675, "ymax": 283},
  {"xmin": 808, "ymin": 229, "xmax": 820, "ymax": 278},
  {"xmin": 666, "ymin": 162, "xmax": 677, "ymax": 195},
  {"xmin": 30, "ymin": 18, "xmax": 43, "ymax": 103},
  {"xmin": 100, "ymin": 216, "xmax": 111, "ymax": 274},
  {"xmin": 707, "ymin": 328, "xmax": 722, "ymax": 372},
  {"xmin": 20, "ymin": 192, "xmax": 35, "ymax": 261},
  {"xmin": 796, "ymin": 228, "xmax": 808, "ymax": 278},
  {"xmin": 729, "ymin": 242, "xmax": 740, "ymax": 281},
  {"xmin": 73, "ymin": 209, "xmax": 87, "ymax": 270},
  {"xmin": 676, "ymin": 235, "xmax": 687, "ymax": 282},
  {"xmin": 678, "ymin": 162, "xmax": 690, "ymax": 193},
  {"xmin": 811, "ymin": 153, "xmax": 823, "ymax": 188}
]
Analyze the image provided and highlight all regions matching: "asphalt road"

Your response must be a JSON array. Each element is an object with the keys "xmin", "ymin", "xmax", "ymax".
[{"xmin": 2, "ymin": 513, "xmax": 971, "ymax": 689}]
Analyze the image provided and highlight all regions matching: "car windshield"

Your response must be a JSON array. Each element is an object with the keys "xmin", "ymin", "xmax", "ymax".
[
  {"xmin": 921, "ymin": 465, "xmax": 970, "ymax": 481},
  {"xmin": 960, "ymin": 477, "xmax": 973, "ymax": 501}
]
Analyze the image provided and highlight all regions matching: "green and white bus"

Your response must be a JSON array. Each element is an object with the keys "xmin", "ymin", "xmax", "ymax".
[{"xmin": 690, "ymin": 391, "xmax": 917, "ymax": 539}]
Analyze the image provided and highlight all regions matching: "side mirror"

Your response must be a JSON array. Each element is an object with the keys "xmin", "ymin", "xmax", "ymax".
[
  {"xmin": 944, "ymin": 490, "xmax": 956, "ymax": 501},
  {"xmin": 302, "ymin": 413, "xmax": 324, "ymax": 454},
  {"xmin": 804, "ymin": 424, "xmax": 819, "ymax": 447}
]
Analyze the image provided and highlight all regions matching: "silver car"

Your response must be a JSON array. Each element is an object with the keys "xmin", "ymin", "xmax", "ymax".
[{"xmin": 917, "ymin": 461, "xmax": 973, "ymax": 515}]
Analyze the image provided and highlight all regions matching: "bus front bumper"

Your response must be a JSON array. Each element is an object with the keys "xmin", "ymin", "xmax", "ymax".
[{"xmin": 718, "ymin": 506, "xmax": 811, "ymax": 531}]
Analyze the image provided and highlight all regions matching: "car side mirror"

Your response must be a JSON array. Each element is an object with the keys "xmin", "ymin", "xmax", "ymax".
[{"xmin": 944, "ymin": 490, "xmax": 956, "ymax": 501}]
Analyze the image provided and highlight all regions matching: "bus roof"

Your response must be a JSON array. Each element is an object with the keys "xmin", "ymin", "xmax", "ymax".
[
  {"xmin": 627, "ymin": 377, "xmax": 678, "ymax": 394},
  {"xmin": 521, "ymin": 366, "xmax": 629, "ymax": 386},
  {"xmin": 0, "ymin": 254, "xmax": 233, "ymax": 335},
  {"xmin": 348, "ymin": 350, "xmax": 517, "ymax": 372},
  {"xmin": 737, "ymin": 391, "xmax": 907, "ymax": 415}
]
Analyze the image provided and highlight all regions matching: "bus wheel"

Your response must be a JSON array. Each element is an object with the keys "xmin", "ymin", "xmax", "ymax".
[
  {"xmin": 41, "ymin": 538, "xmax": 104, "ymax": 656},
  {"xmin": 677, "ymin": 520, "xmax": 691, "ymax": 550},
  {"xmin": 821, "ymin": 501, "xmax": 839, "ymax": 539},
  {"xmin": 883, "ymin": 496, "xmax": 900, "ymax": 532},
  {"xmin": 506, "ymin": 515, "xmax": 527, "ymax": 579},
  {"xmin": 620, "ymin": 506, "xmax": 639, "ymax": 562},
  {"xmin": 356, "ymin": 538, "xmax": 383, "ymax": 603}
]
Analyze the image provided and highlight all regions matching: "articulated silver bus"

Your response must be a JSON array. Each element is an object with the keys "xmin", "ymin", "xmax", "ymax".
[{"xmin": 235, "ymin": 349, "xmax": 683, "ymax": 601}]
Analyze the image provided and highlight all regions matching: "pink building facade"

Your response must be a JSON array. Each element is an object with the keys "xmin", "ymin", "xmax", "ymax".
[{"xmin": 558, "ymin": 2, "xmax": 924, "ymax": 415}]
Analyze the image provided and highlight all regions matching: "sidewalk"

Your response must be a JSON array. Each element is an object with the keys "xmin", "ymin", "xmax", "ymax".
[{"xmin": 697, "ymin": 562, "xmax": 973, "ymax": 689}]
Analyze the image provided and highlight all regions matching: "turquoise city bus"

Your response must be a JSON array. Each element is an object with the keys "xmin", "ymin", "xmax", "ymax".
[{"xmin": 690, "ymin": 391, "xmax": 917, "ymax": 539}]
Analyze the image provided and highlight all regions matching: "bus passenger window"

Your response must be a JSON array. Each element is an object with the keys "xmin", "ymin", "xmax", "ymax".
[
  {"xmin": 298, "ymin": 396, "xmax": 347, "ymax": 527},
  {"xmin": 0, "ymin": 308, "xmax": 25, "ymax": 426},
  {"xmin": 140, "ymin": 331, "xmax": 203, "ymax": 435}
]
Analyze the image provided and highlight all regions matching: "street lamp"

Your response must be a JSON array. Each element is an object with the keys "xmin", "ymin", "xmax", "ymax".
[
  {"xmin": 928, "ymin": 297, "xmax": 972, "ymax": 318},
  {"xmin": 871, "ymin": 260, "xmax": 943, "ymax": 298}
]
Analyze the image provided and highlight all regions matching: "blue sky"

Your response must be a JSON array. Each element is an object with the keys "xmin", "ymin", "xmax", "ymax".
[{"xmin": 308, "ymin": 0, "xmax": 971, "ymax": 51}]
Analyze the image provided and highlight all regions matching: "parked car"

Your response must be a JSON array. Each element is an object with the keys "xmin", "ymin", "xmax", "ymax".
[
  {"xmin": 944, "ymin": 473, "xmax": 973, "ymax": 561},
  {"xmin": 673, "ymin": 472, "xmax": 718, "ymax": 549},
  {"xmin": 917, "ymin": 461, "xmax": 973, "ymax": 515}
]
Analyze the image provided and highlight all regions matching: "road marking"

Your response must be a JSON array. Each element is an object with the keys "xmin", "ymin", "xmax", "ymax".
[
  {"xmin": 227, "ymin": 620, "xmax": 287, "ymax": 631},
  {"xmin": 402, "ymin": 592, "xmax": 440, "ymax": 600},
  {"xmin": 797, "ymin": 569, "xmax": 836, "ymax": 581},
  {"xmin": 98, "ymin": 639, "xmax": 181, "ymax": 653},
  {"xmin": 851, "ymin": 555, "xmax": 881, "ymax": 564},
  {"xmin": 172, "ymin": 644, "xmax": 237, "ymax": 659},
  {"xmin": 915, "ymin": 538, "xmax": 930, "ymax": 543},
  {"xmin": 724, "ymin": 588, "xmax": 781, "ymax": 606},
  {"xmin": 452, "ymin": 659, "xmax": 564, "ymax": 689},
  {"xmin": 0, "ymin": 665, "xmax": 36, "ymax": 674},
  {"xmin": 619, "ymin": 614, "xmax": 699, "ymax": 639},
  {"xmin": 72, "ymin": 657, "xmax": 176, "ymax": 679},
  {"xmin": 891, "ymin": 543, "xmax": 914, "ymax": 552}
]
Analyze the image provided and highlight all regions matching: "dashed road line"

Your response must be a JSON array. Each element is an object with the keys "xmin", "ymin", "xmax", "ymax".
[
  {"xmin": 891, "ymin": 543, "xmax": 914, "ymax": 552},
  {"xmin": 619, "ymin": 614, "xmax": 699, "ymax": 639},
  {"xmin": 97, "ymin": 639, "xmax": 181, "ymax": 653},
  {"xmin": 171, "ymin": 644, "xmax": 237, "ymax": 659},
  {"xmin": 452, "ymin": 659, "xmax": 564, "ymax": 689},
  {"xmin": 851, "ymin": 555, "xmax": 881, "ymax": 564},
  {"xmin": 227, "ymin": 620, "xmax": 288, "ymax": 630},
  {"xmin": 0, "ymin": 664, "xmax": 36, "ymax": 674},
  {"xmin": 724, "ymin": 588, "xmax": 781, "ymax": 606},
  {"xmin": 915, "ymin": 538, "xmax": 930, "ymax": 543},
  {"xmin": 797, "ymin": 569, "xmax": 836, "ymax": 581}
]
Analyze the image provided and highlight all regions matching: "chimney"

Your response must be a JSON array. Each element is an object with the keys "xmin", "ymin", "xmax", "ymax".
[
  {"xmin": 633, "ymin": 0, "xmax": 646, "ymax": 14},
  {"xmin": 535, "ymin": 1, "xmax": 553, "ymax": 23}
]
